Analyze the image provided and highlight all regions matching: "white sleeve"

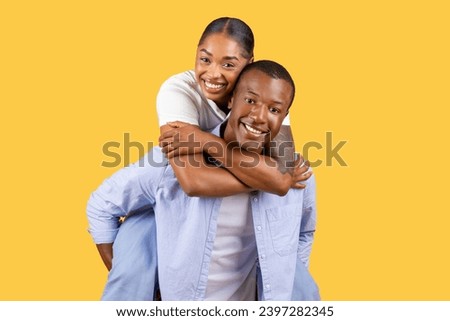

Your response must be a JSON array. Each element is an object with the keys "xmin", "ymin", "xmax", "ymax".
[
  {"xmin": 282, "ymin": 113, "xmax": 290, "ymax": 126},
  {"xmin": 156, "ymin": 80, "xmax": 200, "ymax": 127}
]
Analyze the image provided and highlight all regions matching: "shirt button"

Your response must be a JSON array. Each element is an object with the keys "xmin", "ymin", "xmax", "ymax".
[
  {"xmin": 256, "ymin": 225, "xmax": 262, "ymax": 231},
  {"xmin": 260, "ymin": 254, "xmax": 265, "ymax": 260},
  {"xmin": 265, "ymin": 284, "xmax": 271, "ymax": 290},
  {"xmin": 253, "ymin": 198, "xmax": 258, "ymax": 202}
]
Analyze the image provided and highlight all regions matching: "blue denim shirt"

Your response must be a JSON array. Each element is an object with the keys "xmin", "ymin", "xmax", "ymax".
[{"xmin": 87, "ymin": 129, "xmax": 318, "ymax": 300}]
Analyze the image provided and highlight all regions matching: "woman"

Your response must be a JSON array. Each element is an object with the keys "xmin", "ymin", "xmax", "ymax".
[{"xmin": 92, "ymin": 17, "xmax": 314, "ymax": 300}]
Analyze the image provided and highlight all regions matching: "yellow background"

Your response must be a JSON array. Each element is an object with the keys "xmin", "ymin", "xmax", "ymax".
[{"xmin": 1, "ymin": 0, "xmax": 449, "ymax": 300}]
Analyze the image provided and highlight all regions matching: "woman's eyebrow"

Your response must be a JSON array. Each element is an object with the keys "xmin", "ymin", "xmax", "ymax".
[
  {"xmin": 223, "ymin": 55, "xmax": 239, "ymax": 61},
  {"xmin": 199, "ymin": 48, "xmax": 212, "ymax": 56},
  {"xmin": 199, "ymin": 49, "xmax": 239, "ymax": 61}
]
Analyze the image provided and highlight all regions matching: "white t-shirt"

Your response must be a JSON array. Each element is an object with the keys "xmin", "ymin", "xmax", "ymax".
[
  {"xmin": 156, "ymin": 70, "xmax": 290, "ymax": 132},
  {"xmin": 205, "ymin": 193, "xmax": 257, "ymax": 301},
  {"xmin": 156, "ymin": 70, "xmax": 226, "ymax": 132}
]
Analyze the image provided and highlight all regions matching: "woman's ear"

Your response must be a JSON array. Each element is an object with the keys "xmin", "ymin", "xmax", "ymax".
[{"xmin": 249, "ymin": 56, "xmax": 254, "ymax": 63}]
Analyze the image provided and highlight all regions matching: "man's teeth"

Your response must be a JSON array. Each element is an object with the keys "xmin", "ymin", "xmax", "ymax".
[
  {"xmin": 244, "ymin": 123, "xmax": 263, "ymax": 134},
  {"xmin": 205, "ymin": 81, "xmax": 225, "ymax": 89}
]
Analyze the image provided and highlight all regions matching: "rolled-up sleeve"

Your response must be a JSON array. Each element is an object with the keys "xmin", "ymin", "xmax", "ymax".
[
  {"xmin": 298, "ymin": 173, "xmax": 317, "ymax": 268},
  {"xmin": 86, "ymin": 151, "xmax": 163, "ymax": 244}
]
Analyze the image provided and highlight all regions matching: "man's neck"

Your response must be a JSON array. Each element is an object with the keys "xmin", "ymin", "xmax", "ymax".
[{"xmin": 219, "ymin": 120, "xmax": 228, "ymax": 139}]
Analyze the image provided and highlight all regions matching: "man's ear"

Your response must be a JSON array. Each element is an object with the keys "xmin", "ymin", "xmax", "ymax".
[{"xmin": 228, "ymin": 96, "xmax": 234, "ymax": 109}]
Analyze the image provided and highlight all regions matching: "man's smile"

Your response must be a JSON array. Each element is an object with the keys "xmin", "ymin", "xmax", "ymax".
[{"xmin": 241, "ymin": 121, "xmax": 269, "ymax": 137}]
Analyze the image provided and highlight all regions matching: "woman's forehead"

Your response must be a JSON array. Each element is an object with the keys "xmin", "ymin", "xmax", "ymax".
[{"xmin": 198, "ymin": 33, "xmax": 247, "ymax": 56}]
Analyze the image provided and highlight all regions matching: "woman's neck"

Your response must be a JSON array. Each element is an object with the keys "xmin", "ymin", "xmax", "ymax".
[
  {"xmin": 215, "ymin": 98, "xmax": 230, "ymax": 115},
  {"xmin": 218, "ymin": 104, "xmax": 230, "ymax": 115}
]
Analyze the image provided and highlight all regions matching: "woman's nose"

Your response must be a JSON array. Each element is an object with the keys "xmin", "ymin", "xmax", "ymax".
[{"xmin": 206, "ymin": 63, "xmax": 221, "ymax": 79}]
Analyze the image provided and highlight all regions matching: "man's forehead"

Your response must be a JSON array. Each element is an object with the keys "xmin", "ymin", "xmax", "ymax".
[
  {"xmin": 239, "ymin": 69, "xmax": 265, "ymax": 82},
  {"xmin": 237, "ymin": 70, "xmax": 291, "ymax": 97}
]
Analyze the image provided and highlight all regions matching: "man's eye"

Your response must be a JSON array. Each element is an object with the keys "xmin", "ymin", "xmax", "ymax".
[
  {"xmin": 269, "ymin": 107, "xmax": 281, "ymax": 113},
  {"xmin": 200, "ymin": 57, "xmax": 210, "ymax": 63},
  {"xmin": 245, "ymin": 98, "xmax": 255, "ymax": 104}
]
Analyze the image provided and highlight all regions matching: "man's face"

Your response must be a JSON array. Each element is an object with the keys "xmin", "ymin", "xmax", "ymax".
[{"xmin": 225, "ymin": 69, "xmax": 293, "ymax": 154}]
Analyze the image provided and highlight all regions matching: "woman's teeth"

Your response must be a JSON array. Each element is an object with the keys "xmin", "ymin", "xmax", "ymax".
[{"xmin": 205, "ymin": 81, "xmax": 225, "ymax": 89}]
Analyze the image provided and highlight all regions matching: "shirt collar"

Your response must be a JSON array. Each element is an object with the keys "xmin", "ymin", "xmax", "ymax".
[{"xmin": 211, "ymin": 120, "xmax": 228, "ymax": 139}]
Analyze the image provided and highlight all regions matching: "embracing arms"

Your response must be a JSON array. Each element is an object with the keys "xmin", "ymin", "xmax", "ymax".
[{"xmin": 159, "ymin": 122, "xmax": 311, "ymax": 197}]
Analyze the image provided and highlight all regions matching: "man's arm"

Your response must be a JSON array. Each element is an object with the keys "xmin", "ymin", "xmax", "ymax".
[
  {"xmin": 96, "ymin": 243, "xmax": 113, "ymax": 271},
  {"xmin": 86, "ymin": 154, "xmax": 160, "ymax": 269},
  {"xmin": 298, "ymin": 173, "xmax": 317, "ymax": 268}
]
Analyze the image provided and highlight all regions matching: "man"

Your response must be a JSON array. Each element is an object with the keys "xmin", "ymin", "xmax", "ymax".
[{"xmin": 87, "ymin": 60, "xmax": 319, "ymax": 300}]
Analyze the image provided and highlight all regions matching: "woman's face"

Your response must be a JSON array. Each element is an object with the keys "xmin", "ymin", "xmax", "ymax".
[{"xmin": 195, "ymin": 33, "xmax": 253, "ymax": 107}]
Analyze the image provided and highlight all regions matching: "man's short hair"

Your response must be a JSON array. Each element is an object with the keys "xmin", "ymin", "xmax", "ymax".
[{"xmin": 235, "ymin": 60, "xmax": 296, "ymax": 107}]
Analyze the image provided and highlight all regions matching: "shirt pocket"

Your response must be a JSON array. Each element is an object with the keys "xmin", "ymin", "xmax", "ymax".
[{"xmin": 266, "ymin": 204, "xmax": 302, "ymax": 256}]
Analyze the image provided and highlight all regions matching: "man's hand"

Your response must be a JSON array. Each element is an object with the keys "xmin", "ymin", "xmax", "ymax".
[
  {"xmin": 96, "ymin": 243, "xmax": 113, "ymax": 271},
  {"xmin": 291, "ymin": 154, "xmax": 313, "ymax": 189},
  {"xmin": 159, "ymin": 121, "xmax": 209, "ymax": 158}
]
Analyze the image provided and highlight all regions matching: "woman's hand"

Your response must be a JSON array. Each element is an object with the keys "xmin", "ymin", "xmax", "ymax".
[
  {"xmin": 159, "ymin": 121, "xmax": 210, "ymax": 158},
  {"xmin": 291, "ymin": 154, "xmax": 313, "ymax": 189}
]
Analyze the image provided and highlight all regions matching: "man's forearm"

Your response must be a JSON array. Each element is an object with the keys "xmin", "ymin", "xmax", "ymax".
[{"xmin": 96, "ymin": 243, "xmax": 113, "ymax": 271}]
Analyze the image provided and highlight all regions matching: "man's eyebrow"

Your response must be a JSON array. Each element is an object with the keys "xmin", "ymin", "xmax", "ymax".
[
  {"xmin": 199, "ymin": 49, "xmax": 239, "ymax": 61},
  {"xmin": 247, "ymin": 89, "xmax": 260, "ymax": 97},
  {"xmin": 247, "ymin": 89, "xmax": 284, "ymax": 105}
]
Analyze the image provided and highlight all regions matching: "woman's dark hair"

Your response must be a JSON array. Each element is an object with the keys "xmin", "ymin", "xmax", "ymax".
[{"xmin": 198, "ymin": 17, "xmax": 254, "ymax": 59}]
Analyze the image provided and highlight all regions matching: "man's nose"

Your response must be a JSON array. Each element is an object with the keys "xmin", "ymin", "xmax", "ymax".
[{"xmin": 250, "ymin": 105, "xmax": 267, "ymax": 123}]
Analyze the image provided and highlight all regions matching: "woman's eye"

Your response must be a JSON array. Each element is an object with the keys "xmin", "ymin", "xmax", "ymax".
[
  {"xmin": 223, "ymin": 63, "xmax": 235, "ymax": 68},
  {"xmin": 269, "ymin": 107, "xmax": 280, "ymax": 113},
  {"xmin": 200, "ymin": 57, "xmax": 210, "ymax": 63},
  {"xmin": 245, "ymin": 98, "xmax": 255, "ymax": 104}
]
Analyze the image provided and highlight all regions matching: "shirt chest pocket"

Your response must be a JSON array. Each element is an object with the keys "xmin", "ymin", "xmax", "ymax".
[{"xmin": 266, "ymin": 204, "xmax": 302, "ymax": 256}]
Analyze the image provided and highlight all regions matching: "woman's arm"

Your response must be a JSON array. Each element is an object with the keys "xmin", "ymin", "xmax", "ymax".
[
  {"xmin": 201, "ymin": 125, "xmax": 301, "ymax": 196},
  {"xmin": 160, "ymin": 124, "xmax": 254, "ymax": 197},
  {"xmin": 160, "ymin": 122, "xmax": 311, "ymax": 196},
  {"xmin": 171, "ymin": 152, "xmax": 255, "ymax": 197}
]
